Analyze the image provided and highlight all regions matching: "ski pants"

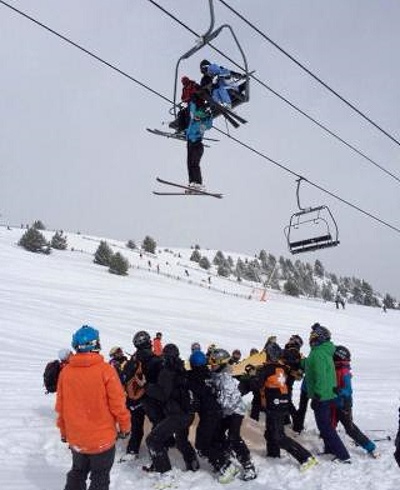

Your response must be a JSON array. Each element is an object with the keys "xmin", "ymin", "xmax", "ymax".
[
  {"xmin": 284, "ymin": 378, "xmax": 298, "ymax": 425},
  {"xmin": 265, "ymin": 409, "xmax": 311, "ymax": 464},
  {"xmin": 64, "ymin": 445, "xmax": 115, "ymax": 490},
  {"xmin": 126, "ymin": 400, "xmax": 145, "ymax": 454},
  {"xmin": 146, "ymin": 413, "xmax": 197, "ymax": 473},
  {"xmin": 395, "ymin": 429, "xmax": 400, "ymax": 467},
  {"xmin": 249, "ymin": 390, "xmax": 263, "ymax": 421},
  {"xmin": 334, "ymin": 405, "xmax": 375, "ymax": 452},
  {"xmin": 313, "ymin": 400, "xmax": 350, "ymax": 460},
  {"xmin": 195, "ymin": 410, "xmax": 228, "ymax": 471},
  {"xmin": 217, "ymin": 413, "xmax": 251, "ymax": 467},
  {"xmin": 187, "ymin": 140, "xmax": 204, "ymax": 185}
]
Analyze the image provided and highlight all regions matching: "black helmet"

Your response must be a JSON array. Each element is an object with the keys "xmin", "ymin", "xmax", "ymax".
[
  {"xmin": 200, "ymin": 59, "xmax": 211, "ymax": 73},
  {"xmin": 163, "ymin": 343, "xmax": 180, "ymax": 358},
  {"xmin": 288, "ymin": 334, "xmax": 303, "ymax": 348},
  {"xmin": 334, "ymin": 345, "xmax": 351, "ymax": 362},
  {"xmin": 133, "ymin": 330, "xmax": 151, "ymax": 349},
  {"xmin": 209, "ymin": 348, "xmax": 231, "ymax": 367},
  {"xmin": 309, "ymin": 323, "xmax": 331, "ymax": 347},
  {"xmin": 265, "ymin": 342, "xmax": 282, "ymax": 362}
]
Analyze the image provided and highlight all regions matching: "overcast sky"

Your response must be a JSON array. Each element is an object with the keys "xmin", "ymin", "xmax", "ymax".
[{"xmin": 1, "ymin": 0, "xmax": 399, "ymax": 297}]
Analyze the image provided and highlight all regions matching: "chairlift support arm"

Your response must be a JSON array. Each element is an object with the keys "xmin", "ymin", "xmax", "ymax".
[{"xmin": 172, "ymin": 0, "xmax": 249, "ymax": 117}]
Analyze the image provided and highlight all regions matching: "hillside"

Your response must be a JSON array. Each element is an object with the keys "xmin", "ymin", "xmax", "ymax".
[{"xmin": 0, "ymin": 226, "xmax": 399, "ymax": 489}]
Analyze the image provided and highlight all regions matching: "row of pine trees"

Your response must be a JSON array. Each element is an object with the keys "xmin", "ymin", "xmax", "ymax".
[{"xmin": 16, "ymin": 222, "xmax": 397, "ymax": 309}]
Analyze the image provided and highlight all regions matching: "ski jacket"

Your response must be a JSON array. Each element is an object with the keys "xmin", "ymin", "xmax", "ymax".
[
  {"xmin": 260, "ymin": 361, "xmax": 290, "ymax": 411},
  {"xmin": 181, "ymin": 78, "xmax": 199, "ymax": 103},
  {"xmin": 109, "ymin": 356, "xmax": 128, "ymax": 384},
  {"xmin": 304, "ymin": 340, "xmax": 337, "ymax": 401},
  {"xmin": 145, "ymin": 358, "xmax": 193, "ymax": 416},
  {"xmin": 185, "ymin": 101, "xmax": 212, "ymax": 143},
  {"xmin": 187, "ymin": 365, "xmax": 222, "ymax": 416},
  {"xmin": 211, "ymin": 368, "xmax": 246, "ymax": 417},
  {"xmin": 333, "ymin": 360, "xmax": 353, "ymax": 408},
  {"xmin": 152, "ymin": 337, "xmax": 163, "ymax": 356},
  {"xmin": 56, "ymin": 352, "xmax": 130, "ymax": 454}
]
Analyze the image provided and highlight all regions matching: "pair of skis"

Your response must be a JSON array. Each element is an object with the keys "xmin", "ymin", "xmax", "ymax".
[{"xmin": 153, "ymin": 177, "xmax": 223, "ymax": 199}]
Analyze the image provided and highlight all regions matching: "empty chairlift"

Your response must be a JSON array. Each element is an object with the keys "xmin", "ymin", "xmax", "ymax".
[{"xmin": 284, "ymin": 178, "xmax": 340, "ymax": 255}]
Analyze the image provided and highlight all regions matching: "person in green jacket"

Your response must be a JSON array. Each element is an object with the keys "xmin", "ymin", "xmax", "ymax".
[{"xmin": 305, "ymin": 323, "xmax": 350, "ymax": 463}]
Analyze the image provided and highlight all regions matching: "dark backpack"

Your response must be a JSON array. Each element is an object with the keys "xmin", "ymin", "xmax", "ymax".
[{"xmin": 43, "ymin": 360, "xmax": 61, "ymax": 393}]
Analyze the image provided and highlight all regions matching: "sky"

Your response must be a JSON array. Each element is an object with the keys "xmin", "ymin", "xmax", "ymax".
[
  {"xmin": 1, "ymin": 0, "xmax": 400, "ymax": 298},
  {"xmin": 1, "ymin": 225, "xmax": 399, "ymax": 489}
]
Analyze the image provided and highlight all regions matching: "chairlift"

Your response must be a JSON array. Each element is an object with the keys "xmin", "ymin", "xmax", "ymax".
[
  {"xmin": 171, "ymin": 0, "xmax": 251, "ymax": 120},
  {"xmin": 284, "ymin": 178, "xmax": 340, "ymax": 255}
]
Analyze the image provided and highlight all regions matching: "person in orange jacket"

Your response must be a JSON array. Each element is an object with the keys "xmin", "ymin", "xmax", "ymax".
[
  {"xmin": 152, "ymin": 332, "xmax": 163, "ymax": 356},
  {"xmin": 56, "ymin": 325, "xmax": 131, "ymax": 490}
]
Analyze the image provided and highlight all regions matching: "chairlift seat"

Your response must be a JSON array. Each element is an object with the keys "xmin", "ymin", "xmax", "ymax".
[{"xmin": 289, "ymin": 235, "xmax": 340, "ymax": 254}]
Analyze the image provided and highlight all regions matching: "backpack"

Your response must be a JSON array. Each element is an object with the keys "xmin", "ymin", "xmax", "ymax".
[
  {"xmin": 43, "ymin": 360, "xmax": 61, "ymax": 393},
  {"xmin": 125, "ymin": 360, "xmax": 145, "ymax": 401}
]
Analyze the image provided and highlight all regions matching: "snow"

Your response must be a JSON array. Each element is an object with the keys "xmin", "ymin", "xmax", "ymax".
[{"xmin": 0, "ymin": 226, "xmax": 399, "ymax": 489}]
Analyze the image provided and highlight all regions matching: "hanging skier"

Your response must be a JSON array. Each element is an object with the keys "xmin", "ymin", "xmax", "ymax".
[{"xmin": 185, "ymin": 98, "xmax": 213, "ymax": 191}]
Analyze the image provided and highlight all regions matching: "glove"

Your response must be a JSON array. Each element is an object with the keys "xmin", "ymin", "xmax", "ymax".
[
  {"xmin": 244, "ymin": 364, "xmax": 256, "ymax": 376},
  {"xmin": 311, "ymin": 395, "xmax": 321, "ymax": 411},
  {"xmin": 118, "ymin": 431, "xmax": 131, "ymax": 440}
]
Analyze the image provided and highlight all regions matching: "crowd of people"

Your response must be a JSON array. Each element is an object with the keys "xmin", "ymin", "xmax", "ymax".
[{"xmin": 51, "ymin": 323, "xmax": 400, "ymax": 490}]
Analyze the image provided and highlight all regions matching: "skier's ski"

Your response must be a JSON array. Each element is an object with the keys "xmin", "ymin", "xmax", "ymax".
[
  {"xmin": 153, "ymin": 191, "xmax": 218, "ymax": 197},
  {"xmin": 197, "ymin": 88, "xmax": 247, "ymax": 126},
  {"xmin": 155, "ymin": 177, "xmax": 223, "ymax": 199},
  {"xmin": 146, "ymin": 128, "xmax": 219, "ymax": 143}
]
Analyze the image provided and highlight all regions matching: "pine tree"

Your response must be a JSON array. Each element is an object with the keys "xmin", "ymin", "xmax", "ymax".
[
  {"xmin": 18, "ymin": 227, "xmax": 50, "ymax": 254},
  {"xmin": 199, "ymin": 256, "xmax": 211, "ymax": 270},
  {"xmin": 51, "ymin": 231, "xmax": 68, "ymax": 250},
  {"xmin": 213, "ymin": 251, "xmax": 225, "ymax": 266},
  {"xmin": 383, "ymin": 293, "xmax": 396, "ymax": 309},
  {"xmin": 109, "ymin": 252, "xmax": 129, "ymax": 276},
  {"xmin": 142, "ymin": 236, "xmax": 157, "ymax": 254},
  {"xmin": 94, "ymin": 241, "xmax": 113, "ymax": 266},
  {"xmin": 190, "ymin": 249, "xmax": 201, "ymax": 262},
  {"xmin": 32, "ymin": 220, "xmax": 46, "ymax": 230},
  {"xmin": 217, "ymin": 263, "xmax": 231, "ymax": 277},
  {"xmin": 314, "ymin": 259, "xmax": 325, "ymax": 278},
  {"xmin": 283, "ymin": 279, "xmax": 301, "ymax": 297},
  {"xmin": 126, "ymin": 240, "xmax": 136, "ymax": 250}
]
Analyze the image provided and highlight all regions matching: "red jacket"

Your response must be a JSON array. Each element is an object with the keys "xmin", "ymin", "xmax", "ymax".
[
  {"xmin": 56, "ymin": 352, "xmax": 131, "ymax": 454},
  {"xmin": 152, "ymin": 338, "xmax": 163, "ymax": 356}
]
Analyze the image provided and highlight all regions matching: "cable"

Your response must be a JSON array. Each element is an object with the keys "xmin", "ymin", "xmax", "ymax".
[
  {"xmin": 214, "ymin": 126, "xmax": 400, "ymax": 234},
  {"xmin": 146, "ymin": 0, "xmax": 400, "ymax": 185},
  {"xmin": 0, "ymin": 0, "xmax": 171, "ymax": 106},
  {"xmin": 218, "ymin": 0, "xmax": 400, "ymax": 148},
  {"xmin": 1, "ymin": 0, "xmax": 400, "ymax": 236}
]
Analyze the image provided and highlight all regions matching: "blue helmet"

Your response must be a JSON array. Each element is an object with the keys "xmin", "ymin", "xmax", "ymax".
[
  {"xmin": 72, "ymin": 325, "xmax": 100, "ymax": 352},
  {"xmin": 190, "ymin": 350, "xmax": 207, "ymax": 368}
]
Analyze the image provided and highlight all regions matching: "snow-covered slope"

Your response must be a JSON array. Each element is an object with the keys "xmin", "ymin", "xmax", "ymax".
[{"xmin": 0, "ymin": 226, "xmax": 399, "ymax": 489}]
